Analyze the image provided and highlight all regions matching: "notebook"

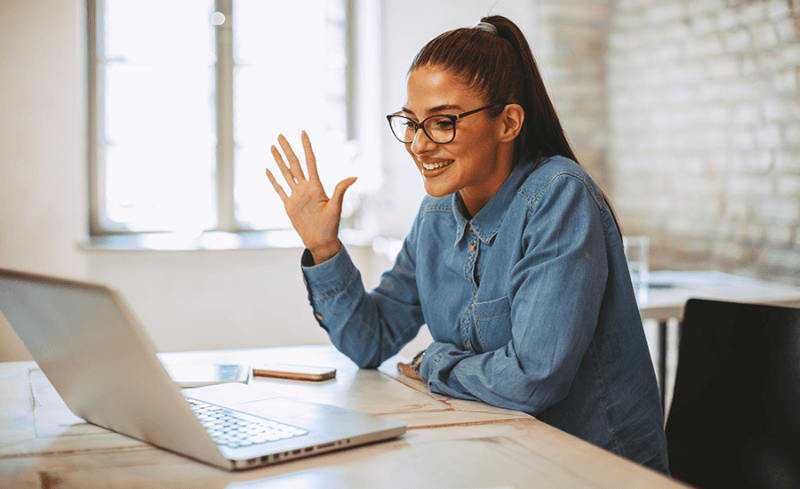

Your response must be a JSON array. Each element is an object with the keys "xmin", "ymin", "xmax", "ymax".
[{"xmin": 0, "ymin": 267, "xmax": 406, "ymax": 471}]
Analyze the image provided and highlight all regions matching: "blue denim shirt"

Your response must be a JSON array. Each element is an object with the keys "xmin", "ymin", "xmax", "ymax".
[{"xmin": 302, "ymin": 156, "xmax": 669, "ymax": 473}]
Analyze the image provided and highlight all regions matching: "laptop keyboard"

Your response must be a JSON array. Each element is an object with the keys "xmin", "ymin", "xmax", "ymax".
[{"xmin": 188, "ymin": 399, "xmax": 308, "ymax": 449}]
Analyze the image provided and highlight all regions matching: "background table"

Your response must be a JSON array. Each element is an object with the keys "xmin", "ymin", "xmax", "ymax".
[
  {"xmin": 1, "ymin": 345, "xmax": 687, "ymax": 488},
  {"xmin": 641, "ymin": 271, "xmax": 800, "ymax": 413}
]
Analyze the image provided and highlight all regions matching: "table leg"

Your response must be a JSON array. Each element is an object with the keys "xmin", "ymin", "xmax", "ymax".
[{"xmin": 659, "ymin": 320, "xmax": 668, "ymax": 415}]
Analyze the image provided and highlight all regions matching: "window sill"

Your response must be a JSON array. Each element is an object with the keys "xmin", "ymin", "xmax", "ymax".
[{"xmin": 80, "ymin": 229, "xmax": 374, "ymax": 252}]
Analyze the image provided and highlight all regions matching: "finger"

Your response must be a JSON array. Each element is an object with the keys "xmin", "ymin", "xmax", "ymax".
[
  {"xmin": 277, "ymin": 134, "xmax": 307, "ymax": 183},
  {"xmin": 330, "ymin": 177, "xmax": 358, "ymax": 210},
  {"xmin": 270, "ymin": 145, "xmax": 297, "ymax": 188},
  {"xmin": 301, "ymin": 131, "xmax": 320, "ymax": 183},
  {"xmin": 265, "ymin": 168, "xmax": 289, "ymax": 202}
]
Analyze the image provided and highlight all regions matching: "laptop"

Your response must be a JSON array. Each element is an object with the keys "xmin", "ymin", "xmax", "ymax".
[{"xmin": 0, "ymin": 268, "xmax": 406, "ymax": 470}]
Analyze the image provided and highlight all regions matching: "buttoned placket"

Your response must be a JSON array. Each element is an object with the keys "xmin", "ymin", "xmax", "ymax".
[{"xmin": 460, "ymin": 223, "xmax": 479, "ymax": 351}]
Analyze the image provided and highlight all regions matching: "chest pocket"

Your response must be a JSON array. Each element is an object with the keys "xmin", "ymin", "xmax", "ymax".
[{"xmin": 472, "ymin": 295, "xmax": 512, "ymax": 353}]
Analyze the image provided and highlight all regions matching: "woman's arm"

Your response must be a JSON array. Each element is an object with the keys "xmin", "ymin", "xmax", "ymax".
[
  {"xmin": 266, "ymin": 132, "xmax": 426, "ymax": 368},
  {"xmin": 302, "ymin": 219, "xmax": 426, "ymax": 368}
]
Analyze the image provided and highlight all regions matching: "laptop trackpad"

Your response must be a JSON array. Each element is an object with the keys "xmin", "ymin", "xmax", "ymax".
[
  {"xmin": 183, "ymin": 382, "xmax": 281, "ymax": 405},
  {"xmin": 235, "ymin": 397, "xmax": 331, "ymax": 423},
  {"xmin": 184, "ymin": 383, "xmax": 333, "ymax": 428}
]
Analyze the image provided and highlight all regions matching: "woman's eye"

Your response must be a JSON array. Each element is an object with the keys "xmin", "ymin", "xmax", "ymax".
[{"xmin": 433, "ymin": 119, "xmax": 454, "ymax": 129}]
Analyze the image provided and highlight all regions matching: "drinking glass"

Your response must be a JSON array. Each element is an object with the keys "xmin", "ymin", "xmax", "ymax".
[{"xmin": 623, "ymin": 236, "xmax": 650, "ymax": 304}]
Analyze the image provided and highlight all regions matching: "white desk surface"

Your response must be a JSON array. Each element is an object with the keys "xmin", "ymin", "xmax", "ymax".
[
  {"xmin": 1, "ymin": 345, "xmax": 688, "ymax": 489},
  {"xmin": 640, "ymin": 270, "xmax": 800, "ymax": 321}
]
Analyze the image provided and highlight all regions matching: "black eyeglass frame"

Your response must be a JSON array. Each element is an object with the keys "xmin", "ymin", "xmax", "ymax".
[{"xmin": 386, "ymin": 102, "xmax": 509, "ymax": 144}]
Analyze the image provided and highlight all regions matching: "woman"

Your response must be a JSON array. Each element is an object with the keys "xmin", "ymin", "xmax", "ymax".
[{"xmin": 266, "ymin": 16, "xmax": 669, "ymax": 473}]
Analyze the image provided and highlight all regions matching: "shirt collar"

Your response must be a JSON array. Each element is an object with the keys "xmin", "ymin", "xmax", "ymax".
[{"xmin": 451, "ymin": 160, "xmax": 534, "ymax": 247}]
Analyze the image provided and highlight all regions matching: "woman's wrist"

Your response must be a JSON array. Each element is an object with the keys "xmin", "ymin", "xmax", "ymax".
[
  {"xmin": 410, "ymin": 349, "xmax": 426, "ymax": 374},
  {"xmin": 308, "ymin": 240, "xmax": 343, "ymax": 265}
]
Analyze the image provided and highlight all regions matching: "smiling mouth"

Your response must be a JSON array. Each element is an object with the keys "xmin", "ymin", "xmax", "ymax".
[{"xmin": 422, "ymin": 160, "xmax": 453, "ymax": 171}]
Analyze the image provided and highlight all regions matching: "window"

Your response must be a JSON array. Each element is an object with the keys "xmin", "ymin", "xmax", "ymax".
[{"xmin": 88, "ymin": 0, "xmax": 364, "ymax": 238}]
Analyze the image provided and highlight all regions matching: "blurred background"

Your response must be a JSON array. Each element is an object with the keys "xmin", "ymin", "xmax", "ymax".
[{"xmin": 1, "ymin": 0, "xmax": 799, "ymax": 362}]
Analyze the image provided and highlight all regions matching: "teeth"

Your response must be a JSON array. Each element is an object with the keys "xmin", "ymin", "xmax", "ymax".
[{"xmin": 422, "ymin": 160, "xmax": 453, "ymax": 171}]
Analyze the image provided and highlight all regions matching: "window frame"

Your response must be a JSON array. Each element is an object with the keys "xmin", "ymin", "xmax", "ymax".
[{"xmin": 86, "ymin": 0, "xmax": 359, "ymax": 238}]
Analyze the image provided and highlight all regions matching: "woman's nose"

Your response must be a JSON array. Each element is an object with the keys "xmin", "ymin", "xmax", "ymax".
[{"xmin": 409, "ymin": 128, "xmax": 436, "ymax": 155}]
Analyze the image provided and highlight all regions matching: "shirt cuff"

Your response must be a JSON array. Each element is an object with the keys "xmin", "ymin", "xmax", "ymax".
[{"xmin": 301, "ymin": 245, "xmax": 357, "ymax": 294}]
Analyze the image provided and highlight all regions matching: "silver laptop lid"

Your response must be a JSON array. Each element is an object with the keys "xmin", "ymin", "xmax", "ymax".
[{"xmin": 0, "ymin": 268, "xmax": 228, "ymax": 467}]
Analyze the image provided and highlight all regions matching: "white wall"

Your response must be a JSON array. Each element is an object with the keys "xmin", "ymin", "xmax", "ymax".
[
  {"xmin": 0, "ymin": 0, "xmax": 88, "ymax": 361},
  {"xmin": 0, "ymin": 0, "xmax": 532, "ymax": 362}
]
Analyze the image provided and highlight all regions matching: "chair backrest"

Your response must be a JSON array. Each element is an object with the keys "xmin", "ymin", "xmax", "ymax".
[{"xmin": 665, "ymin": 299, "xmax": 800, "ymax": 489}]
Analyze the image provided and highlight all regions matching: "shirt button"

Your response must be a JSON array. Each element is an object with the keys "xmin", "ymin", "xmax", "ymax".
[
  {"xmin": 473, "ymin": 292, "xmax": 477, "ymax": 299},
  {"xmin": 314, "ymin": 313, "xmax": 323, "ymax": 320},
  {"xmin": 468, "ymin": 225, "xmax": 474, "ymax": 233},
  {"xmin": 466, "ymin": 341, "xmax": 471, "ymax": 350},
  {"xmin": 470, "ymin": 242, "xmax": 477, "ymax": 252}
]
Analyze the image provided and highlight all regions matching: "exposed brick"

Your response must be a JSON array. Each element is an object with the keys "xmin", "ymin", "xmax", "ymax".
[
  {"xmin": 754, "ymin": 199, "xmax": 800, "ymax": 224},
  {"xmin": 766, "ymin": 0, "xmax": 791, "ymax": 20},
  {"xmin": 783, "ymin": 44, "xmax": 800, "ymax": 67},
  {"xmin": 758, "ymin": 249, "xmax": 800, "ymax": 270},
  {"xmin": 717, "ymin": 10, "xmax": 739, "ymax": 31},
  {"xmin": 784, "ymin": 122, "xmax": 800, "ymax": 146},
  {"xmin": 773, "ymin": 70, "xmax": 799, "ymax": 92},
  {"xmin": 775, "ymin": 18, "xmax": 796, "ymax": 43},
  {"xmin": 706, "ymin": 56, "xmax": 740, "ymax": 78},
  {"xmin": 733, "ymin": 104, "xmax": 759, "ymax": 124},
  {"xmin": 600, "ymin": 0, "xmax": 800, "ymax": 284},
  {"xmin": 761, "ymin": 97, "xmax": 800, "ymax": 122},
  {"xmin": 750, "ymin": 22, "xmax": 778, "ymax": 50},
  {"xmin": 777, "ymin": 175, "xmax": 800, "ymax": 196},
  {"xmin": 729, "ymin": 127, "xmax": 757, "ymax": 151},
  {"xmin": 691, "ymin": 15, "xmax": 717, "ymax": 36},
  {"xmin": 688, "ymin": 0, "xmax": 727, "ymax": 17},
  {"xmin": 724, "ymin": 27, "xmax": 751, "ymax": 51},
  {"xmin": 739, "ymin": 2, "xmax": 767, "ymax": 24},
  {"xmin": 765, "ymin": 224, "xmax": 793, "ymax": 246},
  {"xmin": 712, "ymin": 240, "xmax": 750, "ymax": 261},
  {"xmin": 728, "ymin": 175, "xmax": 772, "ymax": 196},
  {"xmin": 775, "ymin": 151, "xmax": 800, "ymax": 173},
  {"xmin": 646, "ymin": 4, "xmax": 686, "ymax": 24},
  {"xmin": 730, "ymin": 223, "xmax": 765, "ymax": 243},
  {"xmin": 686, "ymin": 35, "xmax": 725, "ymax": 57},
  {"xmin": 756, "ymin": 123, "xmax": 782, "ymax": 148}
]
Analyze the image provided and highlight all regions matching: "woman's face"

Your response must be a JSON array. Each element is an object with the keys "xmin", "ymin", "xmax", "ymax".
[{"xmin": 402, "ymin": 66, "xmax": 514, "ymax": 215}]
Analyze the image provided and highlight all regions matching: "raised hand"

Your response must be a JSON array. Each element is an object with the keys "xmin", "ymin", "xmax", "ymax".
[{"xmin": 265, "ymin": 131, "xmax": 357, "ymax": 264}]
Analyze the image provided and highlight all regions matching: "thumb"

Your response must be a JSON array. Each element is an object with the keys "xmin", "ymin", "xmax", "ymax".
[{"xmin": 330, "ymin": 177, "xmax": 358, "ymax": 210}]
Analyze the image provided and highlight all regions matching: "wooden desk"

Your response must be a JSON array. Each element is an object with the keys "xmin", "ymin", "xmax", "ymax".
[
  {"xmin": 640, "ymin": 271, "xmax": 800, "ymax": 412},
  {"xmin": 0, "ymin": 345, "xmax": 686, "ymax": 488}
]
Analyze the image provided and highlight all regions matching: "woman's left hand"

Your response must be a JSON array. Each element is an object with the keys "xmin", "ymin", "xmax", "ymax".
[{"xmin": 397, "ymin": 362, "xmax": 421, "ymax": 381}]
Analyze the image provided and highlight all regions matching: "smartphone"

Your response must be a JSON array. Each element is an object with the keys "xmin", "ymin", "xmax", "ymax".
[
  {"xmin": 252, "ymin": 364, "xmax": 336, "ymax": 382},
  {"xmin": 164, "ymin": 363, "xmax": 251, "ymax": 388}
]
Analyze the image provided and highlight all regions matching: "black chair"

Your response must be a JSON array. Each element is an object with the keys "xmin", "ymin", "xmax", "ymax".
[{"xmin": 665, "ymin": 299, "xmax": 800, "ymax": 489}]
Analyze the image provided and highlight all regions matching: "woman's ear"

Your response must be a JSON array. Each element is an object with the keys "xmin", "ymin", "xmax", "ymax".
[{"xmin": 498, "ymin": 104, "xmax": 524, "ymax": 143}]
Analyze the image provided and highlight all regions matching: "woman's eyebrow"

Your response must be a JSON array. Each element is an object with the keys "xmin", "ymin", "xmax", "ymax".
[{"xmin": 402, "ymin": 104, "xmax": 463, "ymax": 116}]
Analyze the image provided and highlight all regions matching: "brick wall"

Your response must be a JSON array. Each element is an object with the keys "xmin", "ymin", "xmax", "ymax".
[
  {"xmin": 539, "ymin": 0, "xmax": 800, "ymax": 285},
  {"xmin": 534, "ymin": 0, "xmax": 612, "ymax": 191}
]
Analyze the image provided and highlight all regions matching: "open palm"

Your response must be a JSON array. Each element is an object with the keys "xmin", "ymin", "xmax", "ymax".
[{"xmin": 265, "ymin": 132, "xmax": 357, "ymax": 264}]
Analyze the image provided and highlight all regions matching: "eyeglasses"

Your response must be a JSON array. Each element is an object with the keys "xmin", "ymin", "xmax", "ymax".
[{"xmin": 386, "ymin": 102, "xmax": 507, "ymax": 144}]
